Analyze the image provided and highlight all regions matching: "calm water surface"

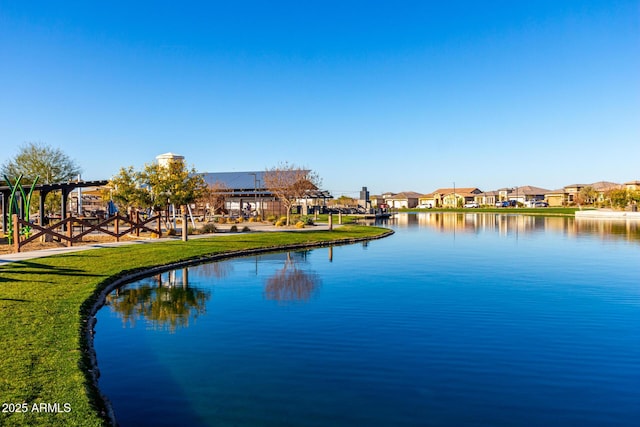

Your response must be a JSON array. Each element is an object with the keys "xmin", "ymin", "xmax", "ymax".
[{"xmin": 95, "ymin": 213, "xmax": 640, "ymax": 426}]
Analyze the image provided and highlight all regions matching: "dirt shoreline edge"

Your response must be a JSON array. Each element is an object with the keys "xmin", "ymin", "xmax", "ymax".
[{"xmin": 82, "ymin": 229, "xmax": 394, "ymax": 426}]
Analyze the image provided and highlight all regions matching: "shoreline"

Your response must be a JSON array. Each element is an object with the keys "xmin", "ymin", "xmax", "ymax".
[
  {"xmin": 0, "ymin": 226, "xmax": 393, "ymax": 426},
  {"xmin": 83, "ymin": 228, "xmax": 394, "ymax": 426}
]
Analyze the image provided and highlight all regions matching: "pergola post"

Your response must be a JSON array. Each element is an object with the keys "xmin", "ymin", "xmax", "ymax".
[{"xmin": 181, "ymin": 205, "xmax": 188, "ymax": 241}]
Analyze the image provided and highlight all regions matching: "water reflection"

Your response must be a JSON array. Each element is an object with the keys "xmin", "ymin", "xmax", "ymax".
[
  {"xmin": 264, "ymin": 252, "xmax": 321, "ymax": 303},
  {"xmin": 389, "ymin": 212, "xmax": 640, "ymax": 243},
  {"xmin": 105, "ymin": 268, "xmax": 211, "ymax": 333},
  {"xmin": 196, "ymin": 261, "xmax": 233, "ymax": 280}
]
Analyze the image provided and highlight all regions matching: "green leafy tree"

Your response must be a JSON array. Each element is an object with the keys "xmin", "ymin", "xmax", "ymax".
[
  {"xmin": 1, "ymin": 142, "xmax": 81, "ymax": 214},
  {"xmin": 104, "ymin": 166, "xmax": 152, "ymax": 214},
  {"xmin": 627, "ymin": 189, "xmax": 640, "ymax": 207},
  {"xmin": 333, "ymin": 195, "xmax": 357, "ymax": 207},
  {"xmin": 577, "ymin": 186, "xmax": 598, "ymax": 206},
  {"xmin": 1, "ymin": 142, "xmax": 81, "ymax": 184},
  {"xmin": 140, "ymin": 158, "xmax": 206, "ymax": 211},
  {"xmin": 606, "ymin": 188, "xmax": 628, "ymax": 209}
]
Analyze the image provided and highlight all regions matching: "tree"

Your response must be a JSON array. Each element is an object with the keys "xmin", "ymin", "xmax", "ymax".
[
  {"xmin": 104, "ymin": 166, "xmax": 152, "ymax": 215},
  {"xmin": 577, "ymin": 186, "xmax": 598, "ymax": 206},
  {"xmin": 263, "ymin": 162, "xmax": 321, "ymax": 226},
  {"xmin": 1, "ymin": 142, "xmax": 81, "ymax": 184},
  {"xmin": 198, "ymin": 180, "xmax": 230, "ymax": 219},
  {"xmin": 139, "ymin": 158, "xmax": 206, "ymax": 213},
  {"xmin": 332, "ymin": 195, "xmax": 357, "ymax": 207},
  {"xmin": 606, "ymin": 188, "xmax": 628, "ymax": 209},
  {"xmin": 1, "ymin": 142, "xmax": 81, "ymax": 214}
]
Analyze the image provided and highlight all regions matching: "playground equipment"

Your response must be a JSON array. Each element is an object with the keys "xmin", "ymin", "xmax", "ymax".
[{"xmin": 3, "ymin": 175, "xmax": 39, "ymax": 243}]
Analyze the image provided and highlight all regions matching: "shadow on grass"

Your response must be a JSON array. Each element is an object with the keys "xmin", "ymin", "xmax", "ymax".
[{"xmin": 0, "ymin": 259, "xmax": 103, "ymax": 284}]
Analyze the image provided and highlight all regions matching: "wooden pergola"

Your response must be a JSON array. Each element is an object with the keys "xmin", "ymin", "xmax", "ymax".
[{"xmin": 0, "ymin": 180, "xmax": 108, "ymax": 232}]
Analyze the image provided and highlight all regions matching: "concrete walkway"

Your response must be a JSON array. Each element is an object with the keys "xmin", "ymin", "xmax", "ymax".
[
  {"xmin": 575, "ymin": 209, "xmax": 640, "ymax": 220},
  {"xmin": 0, "ymin": 223, "xmax": 336, "ymax": 265}
]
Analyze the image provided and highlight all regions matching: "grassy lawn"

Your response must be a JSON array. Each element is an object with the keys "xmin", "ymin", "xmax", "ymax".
[
  {"xmin": 0, "ymin": 225, "xmax": 391, "ymax": 426},
  {"xmin": 309, "ymin": 213, "xmax": 360, "ymax": 224},
  {"xmin": 399, "ymin": 207, "xmax": 587, "ymax": 216}
]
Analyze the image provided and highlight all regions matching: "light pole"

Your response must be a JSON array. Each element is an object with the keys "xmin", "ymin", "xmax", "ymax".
[
  {"xmin": 453, "ymin": 181, "xmax": 456, "ymax": 209},
  {"xmin": 249, "ymin": 173, "xmax": 257, "ymax": 217}
]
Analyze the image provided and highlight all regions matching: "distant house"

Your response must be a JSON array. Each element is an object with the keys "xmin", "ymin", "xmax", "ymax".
[
  {"xmin": 384, "ymin": 191, "xmax": 422, "ymax": 209},
  {"xmin": 508, "ymin": 186, "xmax": 551, "ymax": 205},
  {"xmin": 422, "ymin": 188, "xmax": 482, "ymax": 208},
  {"xmin": 369, "ymin": 195, "xmax": 386, "ymax": 208},
  {"xmin": 475, "ymin": 190, "xmax": 500, "ymax": 206},
  {"xmin": 545, "ymin": 181, "xmax": 622, "ymax": 206},
  {"xmin": 624, "ymin": 180, "xmax": 640, "ymax": 192},
  {"xmin": 545, "ymin": 189, "xmax": 566, "ymax": 207}
]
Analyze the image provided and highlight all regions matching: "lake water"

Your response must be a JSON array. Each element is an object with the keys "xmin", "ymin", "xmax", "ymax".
[{"xmin": 94, "ymin": 213, "xmax": 640, "ymax": 427}]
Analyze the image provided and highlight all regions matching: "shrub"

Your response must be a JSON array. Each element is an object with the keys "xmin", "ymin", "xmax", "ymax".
[
  {"xmin": 275, "ymin": 220, "xmax": 285, "ymax": 227},
  {"xmin": 166, "ymin": 228, "xmax": 177, "ymax": 236},
  {"xmin": 200, "ymin": 223, "xmax": 217, "ymax": 234},
  {"xmin": 267, "ymin": 215, "xmax": 277, "ymax": 222},
  {"xmin": 217, "ymin": 217, "xmax": 227, "ymax": 224},
  {"xmin": 236, "ymin": 217, "xmax": 244, "ymax": 223},
  {"xmin": 295, "ymin": 221, "xmax": 305, "ymax": 229},
  {"xmin": 188, "ymin": 226, "xmax": 198, "ymax": 235},
  {"xmin": 300, "ymin": 215, "xmax": 314, "ymax": 225},
  {"xmin": 229, "ymin": 225, "xmax": 238, "ymax": 232},
  {"xmin": 241, "ymin": 226, "xmax": 251, "ymax": 232}
]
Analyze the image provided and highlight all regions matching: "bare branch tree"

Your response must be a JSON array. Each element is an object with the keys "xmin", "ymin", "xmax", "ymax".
[
  {"xmin": 263, "ymin": 162, "xmax": 321, "ymax": 226},
  {"xmin": 198, "ymin": 180, "xmax": 229, "ymax": 220}
]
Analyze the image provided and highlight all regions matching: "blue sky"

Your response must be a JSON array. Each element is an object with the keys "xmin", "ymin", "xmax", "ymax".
[{"xmin": 1, "ymin": 1, "xmax": 638, "ymax": 196}]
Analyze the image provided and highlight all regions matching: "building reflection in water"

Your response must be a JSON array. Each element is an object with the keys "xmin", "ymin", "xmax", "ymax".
[
  {"xmin": 105, "ymin": 268, "xmax": 211, "ymax": 333},
  {"xmin": 390, "ymin": 212, "xmax": 640, "ymax": 243},
  {"xmin": 264, "ymin": 252, "xmax": 321, "ymax": 304}
]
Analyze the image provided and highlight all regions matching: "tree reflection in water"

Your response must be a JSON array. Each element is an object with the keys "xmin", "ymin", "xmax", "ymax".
[
  {"xmin": 106, "ymin": 268, "xmax": 211, "ymax": 333},
  {"xmin": 264, "ymin": 252, "xmax": 321, "ymax": 303}
]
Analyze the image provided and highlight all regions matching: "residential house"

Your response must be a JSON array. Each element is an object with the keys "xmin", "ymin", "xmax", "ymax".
[
  {"xmin": 384, "ymin": 191, "xmax": 422, "ymax": 209},
  {"xmin": 625, "ymin": 180, "xmax": 640, "ymax": 191},
  {"xmin": 418, "ymin": 193, "xmax": 437, "ymax": 208},
  {"xmin": 474, "ymin": 190, "xmax": 499, "ymax": 206},
  {"xmin": 545, "ymin": 188, "xmax": 566, "ymax": 207},
  {"xmin": 508, "ymin": 186, "xmax": 551, "ymax": 205},
  {"xmin": 591, "ymin": 181, "xmax": 624, "ymax": 204},
  {"xmin": 496, "ymin": 188, "xmax": 514, "ymax": 202},
  {"xmin": 422, "ymin": 187, "xmax": 482, "ymax": 208},
  {"xmin": 369, "ymin": 195, "xmax": 387, "ymax": 208},
  {"xmin": 544, "ymin": 181, "xmax": 622, "ymax": 206}
]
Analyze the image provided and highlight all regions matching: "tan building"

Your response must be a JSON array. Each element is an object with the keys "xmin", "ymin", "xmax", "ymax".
[
  {"xmin": 384, "ymin": 191, "xmax": 422, "ymax": 209},
  {"xmin": 625, "ymin": 180, "xmax": 640, "ymax": 191},
  {"xmin": 421, "ymin": 187, "xmax": 483, "ymax": 208},
  {"xmin": 509, "ymin": 186, "xmax": 551, "ymax": 205},
  {"xmin": 474, "ymin": 191, "xmax": 499, "ymax": 206},
  {"xmin": 545, "ymin": 181, "xmax": 622, "ymax": 206}
]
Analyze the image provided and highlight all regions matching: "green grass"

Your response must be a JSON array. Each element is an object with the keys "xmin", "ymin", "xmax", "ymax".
[
  {"xmin": 0, "ymin": 225, "xmax": 391, "ymax": 426},
  {"xmin": 308, "ymin": 213, "xmax": 359, "ymax": 224},
  {"xmin": 399, "ymin": 207, "xmax": 588, "ymax": 216}
]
